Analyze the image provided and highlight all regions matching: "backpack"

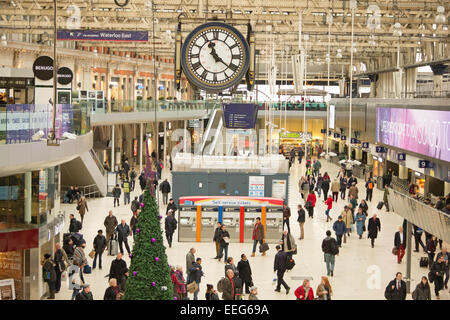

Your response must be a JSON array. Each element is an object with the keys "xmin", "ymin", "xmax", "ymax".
[
  {"xmin": 217, "ymin": 277, "xmax": 228, "ymax": 293},
  {"xmin": 368, "ymin": 182, "xmax": 373, "ymax": 190},
  {"xmin": 330, "ymin": 239, "xmax": 339, "ymax": 255}
]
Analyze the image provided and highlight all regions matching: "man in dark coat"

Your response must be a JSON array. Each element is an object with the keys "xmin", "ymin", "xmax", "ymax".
[
  {"xmin": 213, "ymin": 222, "xmax": 222, "ymax": 259},
  {"xmin": 385, "ymin": 272, "xmax": 406, "ymax": 300},
  {"xmin": 297, "ymin": 204, "xmax": 306, "ymax": 240},
  {"xmin": 69, "ymin": 214, "xmax": 82, "ymax": 233},
  {"xmin": 104, "ymin": 210, "xmax": 118, "ymax": 251},
  {"xmin": 218, "ymin": 225, "xmax": 231, "ymax": 262},
  {"xmin": 116, "ymin": 219, "xmax": 131, "ymax": 255},
  {"xmin": 138, "ymin": 171, "xmax": 147, "ymax": 192},
  {"xmin": 394, "ymin": 226, "xmax": 406, "ymax": 264},
  {"xmin": 332, "ymin": 216, "xmax": 346, "ymax": 247},
  {"xmin": 321, "ymin": 178, "xmax": 330, "ymax": 201},
  {"xmin": 112, "ymin": 184, "xmax": 121, "ymax": 207},
  {"xmin": 368, "ymin": 213, "xmax": 381, "ymax": 248},
  {"xmin": 274, "ymin": 245, "xmax": 290, "ymax": 294},
  {"xmin": 431, "ymin": 255, "xmax": 446, "ymax": 299},
  {"xmin": 237, "ymin": 254, "xmax": 253, "ymax": 294},
  {"xmin": 165, "ymin": 210, "xmax": 178, "ymax": 248},
  {"xmin": 218, "ymin": 269, "xmax": 243, "ymax": 300},
  {"xmin": 188, "ymin": 258, "xmax": 204, "ymax": 300},
  {"xmin": 129, "ymin": 167, "xmax": 137, "ymax": 191},
  {"xmin": 76, "ymin": 284, "xmax": 94, "ymax": 300},
  {"xmin": 298, "ymin": 148, "xmax": 304, "ymax": 164},
  {"xmin": 42, "ymin": 253, "xmax": 57, "ymax": 299},
  {"xmin": 282, "ymin": 204, "xmax": 291, "ymax": 233},
  {"xmin": 435, "ymin": 247, "xmax": 449, "ymax": 290},
  {"xmin": 54, "ymin": 242, "xmax": 68, "ymax": 293},
  {"xmin": 159, "ymin": 179, "xmax": 171, "ymax": 205},
  {"xmin": 93, "ymin": 229, "xmax": 107, "ymax": 269},
  {"xmin": 109, "ymin": 253, "xmax": 128, "ymax": 291},
  {"xmin": 166, "ymin": 198, "xmax": 178, "ymax": 214},
  {"xmin": 130, "ymin": 196, "xmax": 140, "ymax": 213},
  {"xmin": 251, "ymin": 217, "xmax": 265, "ymax": 257}
]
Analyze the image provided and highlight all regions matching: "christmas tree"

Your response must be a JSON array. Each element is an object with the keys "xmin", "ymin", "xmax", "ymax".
[{"xmin": 123, "ymin": 145, "xmax": 174, "ymax": 300}]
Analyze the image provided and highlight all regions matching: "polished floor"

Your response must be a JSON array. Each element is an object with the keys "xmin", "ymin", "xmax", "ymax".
[{"xmin": 54, "ymin": 157, "xmax": 449, "ymax": 300}]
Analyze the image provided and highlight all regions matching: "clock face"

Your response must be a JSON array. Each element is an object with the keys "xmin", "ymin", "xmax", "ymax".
[{"xmin": 181, "ymin": 22, "xmax": 250, "ymax": 92}]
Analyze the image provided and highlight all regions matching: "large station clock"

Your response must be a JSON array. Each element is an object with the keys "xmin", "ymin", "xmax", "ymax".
[{"xmin": 181, "ymin": 22, "xmax": 250, "ymax": 92}]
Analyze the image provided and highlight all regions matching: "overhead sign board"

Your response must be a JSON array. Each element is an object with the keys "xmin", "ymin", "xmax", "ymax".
[
  {"xmin": 57, "ymin": 30, "xmax": 149, "ymax": 42},
  {"xmin": 376, "ymin": 146, "xmax": 387, "ymax": 153}
]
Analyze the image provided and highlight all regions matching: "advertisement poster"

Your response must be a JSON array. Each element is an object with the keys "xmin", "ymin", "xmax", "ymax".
[
  {"xmin": 0, "ymin": 279, "xmax": 15, "ymax": 300},
  {"xmin": 223, "ymin": 103, "xmax": 258, "ymax": 129},
  {"xmin": 272, "ymin": 179, "xmax": 287, "ymax": 199},
  {"xmin": 249, "ymin": 176, "xmax": 265, "ymax": 197},
  {"xmin": 376, "ymin": 107, "xmax": 450, "ymax": 162}
]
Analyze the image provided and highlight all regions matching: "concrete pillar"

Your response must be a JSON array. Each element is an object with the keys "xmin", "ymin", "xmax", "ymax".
[
  {"xmin": 405, "ymin": 220, "xmax": 412, "ymax": 293},
  {"xmin": 106, "ymin": 64, "xmax": 111, "ymax": 113},
  {"xmin": 399, "ymin": 165, "xmax": 408, "ymax": 180},
  {"xmin": 24, "ymin": 172, "xmax": 32, "ymax": 224},
  {"xmin": 140, "ymin": 123, "xmax": 143, "ymax": 173},
  {"xmin": 355, "ymin": 148, "xmax": 362, "ymax": 161},
  {"xmin": 111, "ymin": 124, "xmax": 115, "ymax": 171},
  {"xmin": 339, "ymin": 142, "xmax": 344, "ymax": 153},
  {"xmin": 132, "ymin": 72, "xmax": 137, "ymax": 111},
  {"xmin": 424, "ymin": 175, "xmax": 430, "ymax": 197},
  {"xmin": 163, "ymin": 121, "xmax": 167, "ymax": 169},
  {"xmin": 184, "ymin": 120, "xmax": 187, "ymax": 152},
  {"xmin": 444, "ymin": 181, "xmax": 450, "ymax": 196},
  {"xmin": 367, "ymin": 154, "xmax": 373, "ymax": 165}
]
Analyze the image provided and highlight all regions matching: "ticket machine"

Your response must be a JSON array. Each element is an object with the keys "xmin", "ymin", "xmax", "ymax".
[
  {"xmin": 200, "ymin": 206, "xmax": 218, "ymax": 241},
  {"xmin": 178, "ymin": 206, "xmax": 197, "ymax": 242},
  {"xmin": 243, "ymin": 207, "xmax": 262, "ymax": 242},
  {"xmin": 222, "ymin": 207, "xmax": 240, "ymax": 243},
  {"xmin": 265, "ymin": 207, "xmax": 283, "ymax": 242}
]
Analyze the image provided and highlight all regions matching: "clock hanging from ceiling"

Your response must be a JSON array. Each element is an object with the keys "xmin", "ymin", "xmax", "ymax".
[{"xmin": 179, "ymin": 22, "xmax": 251, "ymax": 92}]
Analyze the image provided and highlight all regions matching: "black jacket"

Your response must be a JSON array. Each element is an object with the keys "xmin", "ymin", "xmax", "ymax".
[
  {"xmin": 321, "ymin": 179, "xmax": 330, "ymax": 192},
  {"xmin": 109, "ymin": 259, "xmax": 128, "ymax": 281},
  {"xmin": 103, "ymin": 286, "xmax": 119, "ymax": 300},
  {"xmin": 394, "ymin": 231, "xmax": 406, "ymax": 249},
  {"xmin": 274, "ymin": 250, "xmax": 287, "ymax": 272},
  {"xmin": 367, "ymin": 217, "xmax": 381, "ymax": 239},
  {"xmin": 166, "ymin": 202, "xmax": 178, "ymax": 214},
  {"xmin": 339, "ymin": 178, "xmax": 347, "ymax": 191},
  {"xmin": 160, "ymin": 180, "xmax": 171, "ymax": 193},
  {"xmin": 139, "ymin": 174, "xmax": 146, "ymax": 188},
  {"xmin": 63, "ymin": 240, "xmax": 74, "ymax": 258},
  {"xmin": 219, "ymin": 230, "xmax": 231, "ymax": 247},
  {"xmin": 348, "ymin": 177, "xmax": 357, "ymax": 188},
  {"xmin": 431, "ymin": 261, "xmax": 446, "ymax": 278},
  {"xmin": 69, "ymin": 218, "xmax": 82, "ymax": 233},
  {"xmin": 189, "ymin": 262, "xmax": 203, "ymax": 284},
  {"xmin": 213, "ymin": 227, "xmax": 221, "ymax": 242},
  {"xmin": 224, "ymin": 264, "xmax": 238, "ymax": 278},
  {"xmin": 116, "ymin": 223, "xmax": 130, "ymax": 240},
  {"xmin": 385, "ymin": 279, "xmax": 407, "ymax": 300},
  {"xmin": 321, "ymin": 236, "xmax": 338, "ymax": 255},
  {"xmin": 297, "ymin": 209, "xmax": 306, "ymax": 223},
  {"xmin": 93, "ymin": 235, "xmax": 107, "ymax": 253},
  {"xmin": 54, "ymin": 249, "xmax": 66, "ymax": 272},
  {"xmin": 112, "ymin": 187, "xmax": 121, "ymax": 198},
  {"xmin": 75, "ymin": 291, "xmax": 93, "ymax": 300},
  {"xmin": 131, "ymin": 199, "xmax": 140, "ymax": 212},
  {"xmin": 435, "ymin": 252, "xmax": 450, "ymax": 270},
  {"xmin": 165, "ymin": 214, "xmax": 178, "ymax": 234},
  {"xmin": 237, "ymin": 259, "xmax": 252, "ymax": 283}
]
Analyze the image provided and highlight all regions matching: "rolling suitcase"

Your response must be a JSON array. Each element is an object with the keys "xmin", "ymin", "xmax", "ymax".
[
  {"xmin": 376, "ymin": 201, "xmax": 384, "ymax": 210},
  {"xmin": 420, "ymin": 257, "xmax": 429, "ymax": 268},
  {"xmin": 109, "ymin": 233, "xmax": 118, "ymax": 256}
]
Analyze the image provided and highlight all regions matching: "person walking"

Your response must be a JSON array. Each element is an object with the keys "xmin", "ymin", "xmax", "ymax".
[
  {"xmin": 75, "ymin": 284, "xmax": 94, "ymax": 300},
  {"xmin": 331, "ymin": 178, "xmax": 340, "ymax": 202},
  {"xmin": 92, "ymin": 229, "xmax": 107, "ymax": 270},
  {"xmin": 224, "ymin": 257, "xmax": 238, "ymax": 277},
  {"xmin": 368, "ymin": 214, "xmax": 381, "ymax": 248},
  {"xmin": 297, "ymin": 204, "xmax": 306, "ymax": 240},
  {"xmin": 306, "ymin": 191, "xmax": 317, "ymax": 218},
  {"xmin": 282, "ymin": 204, "xmax": 291, "ymax": 232},
  {"xmin": 355, "ymin": 208, "xmax": 366, "ymax": 239},
  {"xmin": 188, "ymin": 258, "xmax": 204, "ymax": 300},
  {"xmin": 322, "ymin": 230, "xmax": 339, "ymax": 277},
  {"xmin": 384, "ymin": 272, "xmax": 407, "ymax": 300},
  {"xmin": 332, "ymin": 216, "xmax": 346, "ymax": 247},
  {"xmin": 73, "ymin": 241, "xmax": 87, "ymax": 284},
  {"xmin": 77, "ymin": 196, "xmax": 88, "ymax": 224},
  {"xmin": 53, "ymin": 242, "xmax": 68, "ymax": 293},
  {"xmin": 430, "ymin": 255, "xmax": 446, "ymax": 299},
  {"xmin": 159, "ymin": 179, "xmax": 171, "ymax": 205},
  {"xmin": 122, "ymin": 179, "xmax": 131, "ymax": 205},
  {"xmin": 130, "ymin": 210, "xmax": 140, "ymax": 242},
  {"xmin": 274, "ymin": 245, "xmax": 290, "ymax": 294},
  {"xmin": 63, "ymin": 238, "xmax": 75, "ymax": 260},
  {"xmin": 359, "ymin": 199, "xmax": 369, "ymax": 216},
  {"xmin": 104, "ymin": 278, "xmax": 120, "ymax": 300},
  {"xmin": 171, "ymin": 266, "xmax": 187, "ymax": 300},
  {"xmin": 294, "ymin": 279, "xmax": 314, "ymax": 300},
  {"xmin": 213, "ymin": 222, "xmax": 222, "ymax": 259},
  {"xmin": 341, "ymin": 205, "xmax": 353, "ymax": 243},
  {"xmin": 42, "ymin": 253, "xmax": 57, "ymax": 299},
  {"xmin": 166, "ymin": 198, "xmax": 178, "ymax": 214},
  {"xmin": 324, "ymin": 195, "xmax": 333, "ymax": 222},
  {"xmin": 348, "ymin": 182, "xmax": 358, "ymax": 202},
  {"xmin": 316, "ymin": 174, "xmax": 323, "ymax": 198},
  {"xmin": 280, "ymin": 230, "xmax": 297, "ymax": 259},
  {"xmin": 112, "ymin": 184, "xmax": 121, "ymax": 207},
  {"xmin": 104, "ymin": 210, "xmax": 118, "ymax": 251},
  {"xmin": 365, "ymin": 178, "xmax": 374, "ymax": 202},
  {"xmin": 218, "ymin": 269, "xmax": 242, "ymax": 300},
  {"xmin": 237, "ymin": 254, "xmax": 253, "ymax": 295},
  {"xmin": 298, "ymin": 148, "xmax": 304, "ymax": 164},
  {"xmin": 130, "ymin": 196, "xmax": 140, "ymax": 213},
  {"xmin": 165, "ymin": 209, "xmax": 178, "ymax": 248},
  {"xmin": 138, "ymin": 171, "xmax": 147, "ymax": 192},
  {"xmin": 383, "ymin": 185, "xmax": 390, "ymax": 212},
  {"xmin": 339, "ymin": 176, "xmax": 347, "ymax": 200},
  {"xmin": 321, "ymin": 175, "xmax": 330, "ymax": 201},
  {"xmin": 129, "ymin": 167, "xmax": 137, "ymax": 191},
  {"xmin": 251, "ymin": 217, "xmax": 265, "ymax": 257},
  {"xmin": 316, "ymin": 276, "xmax": 333, "ymax": 300},
  {"xmin": 412, "ymin": 276, "xmax": 431, "ymax": 300},
  {"xmin": 426, "ymin": 236, "xmax": 438, "ymax": 269},
  {"xmin": 186, "ymin": 248, "xmax": 196, "ymax": 284},
  {"xmin": 218, "ymin": 225, "xmax": 231, "ymax": 262},
  {"xmin": 109, "ymin": 253, "xmax": 129, "ymax": 291},
  {"xmin": 116, "ymin": 219, "xmax": 131, "ymax": 255},
  {"xmin": 313, "ymin": 159, "xmax": 321, "ymax": 177},
  {"xmin": 413, "ymin": 225, "xmax": 426, "ymax": 253},
  {"xmin": 394, "ymin": 226, "xmax": 406, "ymax": 264},
  {"xmin": 435, "ymin": 247, "xmax": 449, "ymax": 290}
]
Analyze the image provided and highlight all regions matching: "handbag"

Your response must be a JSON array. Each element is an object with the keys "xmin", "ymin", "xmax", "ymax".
[
  {"xmin": 223, "ymin": 237, "xmax": 230, "ymax": 244},
  {"xmin": 88, "ymin": 249, "xmax": 95, "ymax": 259},
  {"xmin": 259, "ymin": 242, "xmax": 269, "ymax": 253},
  {"xmin": 186, "ymin": 281, "xmax": 198, "ymax": 293},
  {"xmin": 392, "ymin": 247, "xmax": 398, "ymax": 256},
  {"xmin": 76, "ymin": 204, "xmax": 81, "ymax": 211}
]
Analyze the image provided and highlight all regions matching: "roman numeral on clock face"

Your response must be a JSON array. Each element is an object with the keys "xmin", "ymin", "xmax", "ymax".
[
  {"xmin": 192, "ymin": 61, "xmax": 202, "ymax": 70},
  {"xmin": 190, "ymin": 53, "xmax": 199, "ymax": 60},
  {"xmin": 201, "ymin": 33, "xmax": 209, "ymax": 42},
  {"xmin": 228, "ymin": 63, "xmax": 239, "ymax": 72},
  {"xmin": 213, "ymin": 73, "xmax": 217, "ymax": 82},
  {"xmin": 229, "ymin": 43, "xmax": 238, "ymax": 50},
  {"xmin": 212, "ymin": 31, "xmax": 219, "ymax": 40},
  {"xmin": 231, "ymin": 54, "xmax": 241, "ymax": 60},
  {"xmin": 201, "ymin": 69, "xmax": 208, "ymax": 79}
]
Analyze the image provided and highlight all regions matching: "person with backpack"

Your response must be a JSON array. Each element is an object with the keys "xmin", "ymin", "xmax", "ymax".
[
  {"xmin": 112, "ymin": 184, "xmax": 121, "ymax": 207},
  {"xmin": 273, "ymin": 245, "xmax": 290, "ymax": 294},
  {"xmin": 92, "ymin": 229, "xmax": 107, "ymax": 270},
  {"xmin": 129, "ymin": 167, "xmax": 137, "ymax": 191},
  {"xmin": 365, "ymin": 178, "xmax": 374, "ymax": 202},
  {"xmin": 412, "ymin": 276, "xmax": 431, "ymax": 300},
  {"xmin": 159, "ymin": 179, "xmax": 171, "ymax": 205},
  {"xmin": 165, "ymin": 210, "xmax": 178, "ymax": 248},
  {"xmin": 322, "ymin": 230, "xmax": 339, "ymax": 277},
  {"xmin": 282, "ymin": 204, "xmax": 291, "ymax": 233},
  {"xmin": 122, "ymin": 179, "xmax": 131, "ymax": 205},
  {"xmin": 53, "ymin": 242, "xmax": 68, "ymax": 293},
  {"xmin": 294, "ymin": 279, "xmax": 314, "ymax": 300},
  {"xmin": 384, "ymin": 272, "xmax": 407, "ymax": 300},
  {"xmin": 130, "ymin": 196, "xmax": 140, "ymax": 213},
  {"xmin": 73, "ymin": 241, "xmax": 87, "ymax": 284},
  {"xmin": 69, "ymin": 214, "xmax": 82, "ymax": 233},
  {"xmin": 42, "ymin": 253, "xmax": 57, "ymax": 299},
  {"xmin": 122, "ymin": 159, "xmax": 130, "ymax": 179},
  {"xmin": 332, "ymin": 216, "xmax": 346, "ymax": 247}
]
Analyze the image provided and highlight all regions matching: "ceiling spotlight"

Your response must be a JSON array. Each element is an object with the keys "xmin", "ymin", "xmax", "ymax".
[
  {"xmin": 393, "ymin": 22, "xmax": 402, "ymax": 37},
  {"xmin": 126, "ymin": 53, "xmax": 130, "ymax": 61},
  {"xmin": 435, "ymin": 6, "xmax": 446, "ymax": 24},
  {"xmin": 326, "ymin": 13, "xmax": 333, "ymax": 25},
  {"xmin": 1, "ymin": 34, "xmax": 6, "ymax": 45},
  {"xmin": 325, "ymin": 53, "xmax": 330, "ymax": 63},
  {"xmin": 93, "ymin": 48, "xmax": 98, "ymax": 56},
  {"xmin": 352, "ymin": 43, "xmax": 357, "ymax": 53},
  {"xmin": 336, "ymin": 48, "xmax": 342, "ymax": 58}
]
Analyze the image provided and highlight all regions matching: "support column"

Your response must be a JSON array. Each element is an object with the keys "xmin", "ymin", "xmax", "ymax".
[
  {"xmin": 444, "ymin": 181, "xmax": 450, "ymax": 196},
  {"xmin": 405, "ymin": 220, "xmax": 412, "ymax": 293},
  {"xmin": 163, "ymin": 121, "xmax": 167, "ymax": 169},
  {"xmin": 424, "ymin": 175, "xmax": 430, "ymax": 197},
  {"xmin": 140, "ymin": 123, "xmax": 143, "ymax": 173},
  {"xmin": 355, "ymin": 148, "xmax": 362, "ymax": 161},
  {"xmin": 106, "ymin": 64, "xmax": 111, "ymax": 113},
  {"xmin": 431, "ymin": 64, "xmax": 446, "ymax": 97},
  {"xmin": 399, "ymin": 165, "xmax": 408, "ymax": 180},
  {"xmin": 111, "ymin": 124, "xmax": 115, "ymax": 171},
  {"xmin": 367, "ymin": 154, "xmax": 373, "ymax": 165},
  {"xmin": 24, "ymin": 172, "xmax": 32, "ymax": 224},
  {"xmin": 184, "ymin": 120, "xmax": 187, "ymax": 153}
]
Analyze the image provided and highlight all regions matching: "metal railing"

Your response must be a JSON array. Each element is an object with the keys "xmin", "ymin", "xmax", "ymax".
[
  {"xmin": 256, "ymin": 101, "xmax": 327, "ymax": 111},
  {"xmin": 61, "ymin": 184, "xmax": 101, "ymax": 201},
  {"xmin": 106, "ymin": 99, "xmax": 221, "ymax": 113}
]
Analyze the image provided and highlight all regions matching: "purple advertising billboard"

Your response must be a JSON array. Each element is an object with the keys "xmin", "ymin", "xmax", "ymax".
[{"xmin": 376, "ymin": 107, "xmax": 450, "ymax": 163}]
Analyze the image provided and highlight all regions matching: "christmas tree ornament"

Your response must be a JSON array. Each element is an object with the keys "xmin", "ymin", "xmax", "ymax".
[
  {"xmin": 151, "ymin": 238, "xmax": 156, "ymax": 243},
  {"xmin": 129, "ymin": 253, "xmax": 133, "ymax": 259},
  {"xmin": 155, "ymin": 257, "xmax": 159, "ymax": 262},
  {"xmin": 152, "ymin": 282, "xmax": 156, "ymax": 287},
  {"xmin": 136, "ymin": 228, "xmax": 140, "ymax": 233},
  {"xmin": 140, "ymin": 203, "xmax": 144, "ymax": 208},
  {"xmin": 158, "ymin": 215, "xmax": 162, "ymax": 219},
  {"xmin": 133, "ymin": 271, "xmax": 137, "ymax": 276},
  {"xmin": 174, "ymin": 296, "xmax": 178, "ymax": 300}
]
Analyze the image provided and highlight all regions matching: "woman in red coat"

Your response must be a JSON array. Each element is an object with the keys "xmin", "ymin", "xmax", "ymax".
[
  {"xmin": 305, "ymin": 191, "xmax": 317, "ymax": 218},
  {"xmin": 295, "ymin": 279, "xmax": 315, "ymax": 300}
]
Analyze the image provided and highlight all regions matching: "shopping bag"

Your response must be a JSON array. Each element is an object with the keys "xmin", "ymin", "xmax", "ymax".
[{"xmin": 88, "ymin": 249, "xmax": 95, "ymax": 259}]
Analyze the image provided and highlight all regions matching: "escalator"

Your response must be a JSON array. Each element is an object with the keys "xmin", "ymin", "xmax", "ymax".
[{"xmin": 198, "ymin": 108, "xmax": 224, "ymax": 156}]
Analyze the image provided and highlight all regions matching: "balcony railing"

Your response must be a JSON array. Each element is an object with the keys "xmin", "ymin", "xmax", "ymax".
[
  {"xmin": 104, "ymin": 99, "xmax": 221, "ymax": 113},
  {"xmin": 0, "ymin": 103, "xmax": 90, "ymax": 145},
  {"xmin": 257, "ymin": 102, "xmax": 327, "ymax": 111}
]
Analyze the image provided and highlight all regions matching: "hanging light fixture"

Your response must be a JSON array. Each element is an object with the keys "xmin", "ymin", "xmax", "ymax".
[
  {"xmin": 435, "ymin": 6, "xmax": 446, "ymax": 24},
  {"xmin": 1, "ymin": 34, "xmax": 6, "ymax": 45},
  {"xmin": 368, "ymin": 35, "xmax": 376, "ymax": 46},
  {"xmin": 352, "ymin": 43, "xmax": 357, "ymax": 53},
  {"xmin": 393, "ymin": 22, "xmax": 402, "ymax": 37},
  {"xmin": 336, "ymin": 48, "xmax": 342, "ymax": 58}
]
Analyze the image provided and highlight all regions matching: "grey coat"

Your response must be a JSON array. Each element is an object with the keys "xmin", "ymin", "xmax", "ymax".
[
  {"xmin": 186, "ymin": 252, "xmax": 195, "ymax": 276},
  {"xmin": 104, "ymin": 215, "xmax": 118, "ymax": 234}
]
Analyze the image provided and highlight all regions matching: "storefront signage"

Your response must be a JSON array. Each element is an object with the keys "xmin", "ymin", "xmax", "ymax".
[
  {"xmin": 350, "ymin": 138, "xmax": 359, "ymax": 144},
  {"xmin": 362, "ymin": 142, "xmax": 369, "ymax": 148},
  {"xmin": 57, "ymin": 67, "xmax": 73, "ymax": 85},
  {"xmin": 188, "ymin": 120, "xmax": 202, "ymax": 128},
  {"xmin": 376, "ymin": 146, "xmax": 387, "ymax": 153},
  {"xmin": 179, "ymin": 196, "xmax": 284, "ymax": 207},
  {"xmin": 32, "ymin": 56, "xmax": 54, "ymax": 81},
  {"xmin": 418, "ymin": 160, "xmax": 434, "ymax": 168},
  {"xmin": 249, "ymin": 176, "xmax": 265, "ymax": 197},
  {"xmin": 376, "ymin": 107, "xmax": 450, "ymax": 163},
  {"xmin": 0, "ymin": 78, "xmax": 33, "ymax": 88},
  {"xmin": 333, "ymin": 133, "xmax": 340, "ymax": 138},
  {"xmin": 341, "ymin": 135, "xmax": 346, "ymax": 141},
  {"xmin": 320, "ymin": 129, "xmax": 327, "ymax": 134},
  {"xmin": 57, "ymin": 30, "xmax": 148, "ymax": 42},
  {"xmin": 279, "ymin": 132, "xmax": 312, "ymax": 140},
  {"xmin": 397, "ymin": 153, "xmax": 406, "ymax": 161},
  {"xmin": 223, "ymin": 103, "xmax": 258, "ymax": 129},
  {"xmin": 0, "ymin": 279, "xmax": 16, "ymax": 300}
]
